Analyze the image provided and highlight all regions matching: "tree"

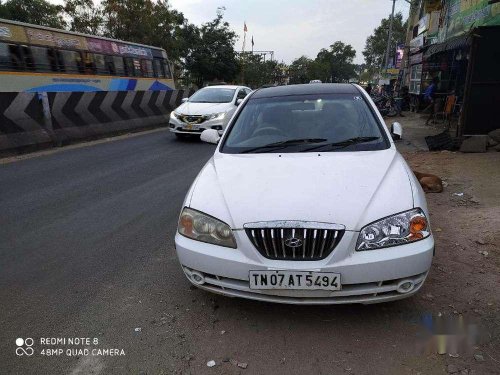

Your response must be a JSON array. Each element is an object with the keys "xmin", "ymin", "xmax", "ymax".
[
  {"xmin": 0, "ymin": 0, "xmax": 65, "ymax": 28},
  {"xmin": 288, "ymin": 56, "xmax": 314, "ymax": 84},
  {"xmin": 363, "ymin": 12, "xmax": 407, "ymax": 72},
  {"xmin": 101, "ymin": 0, "xmax": 191, "ymax": 77},
  {"xmin": 316, "ymin": 41, "xmax": 356, "ymax": 82},
  {"xmin": 238, "ymin": 53, "xmax": 287, "ymax": 88},
  {"xmin": 64, "ymin": 0, "xmax": 104, "ymax": 35},
  {"xmin": 183, "ymin": 12, "xmax": 239, "ymax": 87}
]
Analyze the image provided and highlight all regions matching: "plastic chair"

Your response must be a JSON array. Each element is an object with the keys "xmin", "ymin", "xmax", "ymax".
[{"xmin": 434, "ymin": 95, "xmax": 456, "ymax": 126}]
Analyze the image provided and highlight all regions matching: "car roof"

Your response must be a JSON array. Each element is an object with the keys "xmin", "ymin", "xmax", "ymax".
[
  {"xmin": 251, "ymin": 83, "xmax": 358, "ymax": 99},
  {"xmin": 202, "ymin": 85, "xmax": 243, "ymax": 89}
]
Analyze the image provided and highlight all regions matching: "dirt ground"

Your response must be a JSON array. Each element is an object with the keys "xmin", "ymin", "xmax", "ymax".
[{"xmin": 388, "ymin": 114, "xmax": 500, "ymax": 374}]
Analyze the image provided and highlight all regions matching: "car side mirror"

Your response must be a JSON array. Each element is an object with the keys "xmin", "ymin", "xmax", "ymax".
[
  {"xmin": 391, "ymin": 122, "xmax": 403, "ymax": 140},
  {"xmin": 200, "ymin": 129, "xmax": 220, "ymax": 144},
  {"xmin": 181, "ymin": 97, "xmax": 189, "ymax": 103},
  {"xmin": 236, "ymin": 98, "xmax": 243, "ymax": 105}
]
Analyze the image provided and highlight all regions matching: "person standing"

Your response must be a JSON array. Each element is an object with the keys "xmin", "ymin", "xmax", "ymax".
[{"xmin": 424, "ymin": 77, "xmax": 440, "ymax": 125}]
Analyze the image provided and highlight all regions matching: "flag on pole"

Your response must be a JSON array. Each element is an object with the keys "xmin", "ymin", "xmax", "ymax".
[
  {"xmin": 242, "ymin": 22, "xmax": 247, "ymax": 52},
  {"xmin": 251, "ymin": 36, "xmax": 254, "ymax": 47}
]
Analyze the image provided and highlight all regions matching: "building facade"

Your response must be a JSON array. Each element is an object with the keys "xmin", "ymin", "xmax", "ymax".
[{"xmin": 403, "ymin": 0, "xmax": 500, "ymax": 135}]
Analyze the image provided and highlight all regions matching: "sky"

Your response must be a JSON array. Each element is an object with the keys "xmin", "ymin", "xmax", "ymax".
[{"xmin": 49, "ymin": 0, "xmax": 411, "ymax": 64}]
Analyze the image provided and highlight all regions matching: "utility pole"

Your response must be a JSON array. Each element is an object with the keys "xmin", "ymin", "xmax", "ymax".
[{"xmin": 384, "ymin": 0, "xmax": 397, "ymax": 70}]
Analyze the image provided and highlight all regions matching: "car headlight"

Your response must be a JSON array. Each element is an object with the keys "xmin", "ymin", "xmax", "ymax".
[
  {"xmin": 356, "ymin": 208, "xmax": 430, "ymax": 251},
  {"xmin": 208, "ymin": 112, "xmax": 226, "ymax": 120},
  {"xmin": 178, "ymin": 207, "xmax": 237, "ymax": 248}
]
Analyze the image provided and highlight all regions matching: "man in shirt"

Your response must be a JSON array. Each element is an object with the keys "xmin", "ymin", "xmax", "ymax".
[{"xmin": 424, "ymin": 77, "xmax": 440, "ymax": 125}]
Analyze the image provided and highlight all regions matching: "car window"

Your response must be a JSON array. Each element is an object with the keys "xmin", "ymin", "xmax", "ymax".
[
  {"xmin": 244, "ymin": 88, "xmax": 252, "ymax": 95},
  {"xmin": 189, "ymin": 87, "xmax": 236, "ymax": 103},
  {"xmin": 221, "ymin": 93, "xmax": 389, "ymax": 153}
]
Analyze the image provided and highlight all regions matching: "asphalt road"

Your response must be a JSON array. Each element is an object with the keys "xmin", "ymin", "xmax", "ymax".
[{"xmin": 0, "ymin": 129, "xmax": 496, "ymax": 375}]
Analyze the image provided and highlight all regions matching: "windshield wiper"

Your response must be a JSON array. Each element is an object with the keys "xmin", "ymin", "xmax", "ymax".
[
  {"xmin": 240, "ymin": 138, "xmax": 327, "ymax": 154},
  {"xmin": 301, "ymin": 136, "xmax": 381, "ymax": 152}
]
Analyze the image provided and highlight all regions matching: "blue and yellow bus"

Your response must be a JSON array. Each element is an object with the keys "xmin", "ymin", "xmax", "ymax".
[{"xmin": 0, "ymin": 19, "xmax": 175, "ymax": 92}]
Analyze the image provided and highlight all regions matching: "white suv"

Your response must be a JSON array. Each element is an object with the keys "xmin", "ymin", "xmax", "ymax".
[
  {"xmin": 175, "ymin": 83, "xmax": 434, "ymax": 305},
  {"xmin": 169, "ymin": 85, "xmax": 252, "ymax": 139}
]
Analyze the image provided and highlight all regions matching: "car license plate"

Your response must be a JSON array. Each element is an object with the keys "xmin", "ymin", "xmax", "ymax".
[
  {"xmin": 184, "ymin": 124, "xmax": 199, "ymax": 130},
  {"xmin": 249, "ymin": 270, "xmax": 341, "ymax": 290}
]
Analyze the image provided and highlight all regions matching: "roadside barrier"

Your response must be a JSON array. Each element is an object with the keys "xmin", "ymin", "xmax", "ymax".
[
  {"xmin": 0, "ymin": 89, "xmax": 192, "ymax": 153},
  {"xmin": 0, "ymin": 92, "xmax": 51, "ymax": 152}
]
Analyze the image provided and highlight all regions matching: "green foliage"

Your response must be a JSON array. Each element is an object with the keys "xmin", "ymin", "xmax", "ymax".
[
  {"xmin": 362, "ymin": 12, "xmax": 407, "ymax": 72},
  {"xmin": 317, "ymin": 41, "xmax": 356, "ymax": 82},
  {"xmin": 288, "ymin": 41, "xmax": 357, "ymax": 84},
  {"xmin": 183, "ymin": 13, "xmax": 239, "ymax": 87},
  {"xmin": 239, "ymin": 53, "xmax": 287, "ymax": 88},
  {"xmin": 0, "ymin": 0, "xmax": 66, "ymax": 28},
  {"xmin": 64, "ymin": 0, "xmax": 103, "ymax": 34},
  {"xmin": 288, "ymin": 56, "xmax": 314, "ymax": 84}
]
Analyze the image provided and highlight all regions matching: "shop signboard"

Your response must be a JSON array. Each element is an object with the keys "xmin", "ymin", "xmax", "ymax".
[
  {"xmin": 424, "ymin": 0, "xmax": 441, "ymax": 13},
  {"xmin": 395, "ymin": 44, "xmax": 404, "ymax": 68},
  {"xmin": 410, "ymin": 35, "xmax": 424, "ymax": 53},
  {"xmin": 445, "ymin": 0, "xmax": 500, "ymax": 39},
  {"xmin": 418, "ymin": 14, "xmax": 429, "ymax": 35},
  {"xmin": 0, "ymin": 22, "xmax": 28, "ymax": 43},
  {"xmin": 428, "ymin": 11, "xmax": 441, "ymax": 37}
]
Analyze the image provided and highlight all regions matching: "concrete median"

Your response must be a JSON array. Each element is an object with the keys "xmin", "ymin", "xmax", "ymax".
[{"xmin": 0, "ymin": 89, "xmax": 193, "ymax": 153}]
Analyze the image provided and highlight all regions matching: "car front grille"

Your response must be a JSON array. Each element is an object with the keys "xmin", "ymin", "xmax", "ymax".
[
  {"xmin": 244, "ymin": 221, "xmax": 345, "ymax": 261},
  {"xmin": 178, "ymin": 114, "xmax": 207, "ymax": 124}
]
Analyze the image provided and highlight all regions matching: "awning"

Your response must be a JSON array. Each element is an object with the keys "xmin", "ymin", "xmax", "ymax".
[{"xmin": 423, "ymin": 34, "xmax": 472, "ymax": 59}]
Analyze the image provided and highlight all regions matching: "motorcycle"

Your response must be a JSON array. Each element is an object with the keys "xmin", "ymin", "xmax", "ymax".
[{"xmin": 371, "ymin": 93, "xmax": 398, "ymax": 117}]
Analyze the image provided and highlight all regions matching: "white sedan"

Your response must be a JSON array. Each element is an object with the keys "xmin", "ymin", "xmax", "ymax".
[
  {"xmin": 169, "ymin": 85, "xmax": 252, "ymax": 139},
  {"xmin": 174, "ymin": 83, "xmax": 434, "ymax": 304}
]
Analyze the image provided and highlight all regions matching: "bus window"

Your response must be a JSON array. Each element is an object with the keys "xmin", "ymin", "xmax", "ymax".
[
  {"xmin": 105, "ymin": 55, "xmax": 115, "ymax": 75},
  {"xmin": 163, "ymin": 61, "xmax": 172, "ymax": 79},
  {"xmin": 141, "ymin": 59, "xmax": 153, "ymax": 78},
  {"xmin": 28, "ymin": 46, "xmax": 52, "ymax": 72},
  {"xmin": 60, "ymin": 50, "xmax": 83, "ymax": 74},
  {"xmin": 47, "ymin": 49, "xmax": 62, "ymax": 72},
  {"xmin": 124, "ymin": 57, "xmax": 135, "ymax": 76},
  {"xmin": 153, "ymin": 58, "xmax": 164, "ymax": 78},
  {"xmin": 0, "ymin": 43, "xmax": 23, "ymax": 70},
  {"xmin": 112, "ymin": 56, "xmax": 125, "ymax": 75},
  {"xmin": 133, "ymin": 59, "xmax": 142, "ymax": 76},
  {"xmin": 0, "ymin": 43, "xmax": 9, "ymax": 70},
  {"xmin": 93, "ymin": 54, "xmax": 106, "ymax": 74},
  {"xmin": 82, "ymin": 52, "xmax": 96, "ymax": 75}
]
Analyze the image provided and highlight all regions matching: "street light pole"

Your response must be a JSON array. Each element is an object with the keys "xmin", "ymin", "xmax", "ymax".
[{"xmin": 384, "ymin": 0, "xmax": 396, "ymax": 70}]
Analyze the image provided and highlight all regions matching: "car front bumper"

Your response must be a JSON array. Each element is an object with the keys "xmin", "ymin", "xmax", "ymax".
[
  {"xmin": 169, "ymin": 116, "xmax": 224, "ymax": 135},
  {"xmin": 174, "ymin": 230, "xmax": 434, "ymax": 305}
]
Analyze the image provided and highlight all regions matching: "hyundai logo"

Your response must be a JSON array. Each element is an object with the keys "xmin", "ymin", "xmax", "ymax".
[{"xmin": 285, "ymin": 237, "xmax": 303, "ymax": 248}]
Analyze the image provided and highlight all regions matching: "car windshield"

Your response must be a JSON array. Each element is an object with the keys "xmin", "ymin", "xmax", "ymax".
[
  {"xmin": 188, "ymin": 87, "xmax": 236, "ymax": 103},
  {"xmin": 221, "ymin": 93, "xmax": 389, "ymax": 153}
]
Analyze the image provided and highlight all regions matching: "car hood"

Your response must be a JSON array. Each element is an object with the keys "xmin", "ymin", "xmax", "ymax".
[
  {"xmin": 188, "ymin": 149, "xmax": 415, "ymax": 231},
  {"xmin": 176, "ymin": 101, "xmax": 233, "ymax": 116}
]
